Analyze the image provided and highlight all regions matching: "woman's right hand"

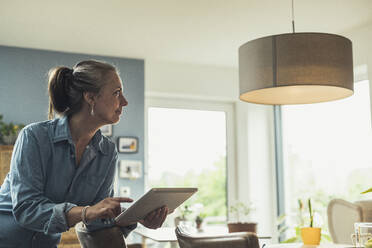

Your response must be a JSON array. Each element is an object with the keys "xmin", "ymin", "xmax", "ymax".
[{"xmin": 85, "ymin": 197, "xmax": 133, "ymax": 222}]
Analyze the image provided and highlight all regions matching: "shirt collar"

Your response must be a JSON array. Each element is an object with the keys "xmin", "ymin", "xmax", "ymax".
[
  {"xmin": 91, "ymin": 129, "xmax": 109, "ymax": 155},
  {"xmin": 51, "ymin": 116, "xmax": 108, "ymax": 155}
]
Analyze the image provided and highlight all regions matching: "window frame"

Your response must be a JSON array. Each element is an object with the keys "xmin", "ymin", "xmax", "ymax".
[{"xmin": 145, "ymin": 96, "xmax": 237, "ymax": 212}]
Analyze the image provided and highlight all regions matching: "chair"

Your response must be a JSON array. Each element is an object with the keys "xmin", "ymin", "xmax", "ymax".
[
  {"xmin": 75, "ymin": 222, "xmax": 127, "ymax": 248},
  {"xmin": 327, "ymin": 199, "xmax": 372, "ymax": 244},
  {"xmin": 175, "ymin": 226, "xmax": 260, "ymax": 248}
]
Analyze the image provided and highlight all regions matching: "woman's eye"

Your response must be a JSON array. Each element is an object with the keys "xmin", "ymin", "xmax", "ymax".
[{"xmin": 114, "ymin": 91, "xmax": 121, "ymax": 96}]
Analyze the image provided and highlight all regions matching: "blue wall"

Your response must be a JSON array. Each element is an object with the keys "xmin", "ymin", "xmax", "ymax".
[{"xmin": 0, "ymin": 45, "xmax": 145, "ymax": 202}]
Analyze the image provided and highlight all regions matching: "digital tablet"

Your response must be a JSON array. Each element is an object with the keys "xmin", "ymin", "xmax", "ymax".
[{"xmin": 115, "ymin": 187, "xmax": 197, "ymax": 226}]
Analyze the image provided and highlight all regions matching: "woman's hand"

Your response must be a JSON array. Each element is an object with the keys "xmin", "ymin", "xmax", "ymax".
[
  {"xmin": 139, "ymin": 206, "xmax": 168, "ymax": 229},
  {"xmin": 85, "ymin": 197, "xmax": 133, "ymax": 222}
]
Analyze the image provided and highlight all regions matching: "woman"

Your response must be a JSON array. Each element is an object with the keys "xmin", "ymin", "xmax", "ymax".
[{"xmin": 0, "ymin": 60, "xmax": 168, "ymax": 247}]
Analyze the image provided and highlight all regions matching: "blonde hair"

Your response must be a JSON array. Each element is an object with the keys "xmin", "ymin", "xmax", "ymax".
[{"xmin": 47, "ymin": 60, "xmax": 117, "ymax": 119}]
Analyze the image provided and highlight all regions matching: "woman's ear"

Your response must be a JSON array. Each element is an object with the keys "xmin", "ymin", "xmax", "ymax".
[{"xmin": 83, "ymin": 92, "xmax": 96, "ymax": 106}]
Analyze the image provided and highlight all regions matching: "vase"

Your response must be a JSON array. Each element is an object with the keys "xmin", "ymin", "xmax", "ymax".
[
  {"xmin": 301, "ymin": 227, "xmax": 321, "ymax": 245},
  {"xmin": 196, "ymin": 220, "xmax": 202, "ymax": 230}
]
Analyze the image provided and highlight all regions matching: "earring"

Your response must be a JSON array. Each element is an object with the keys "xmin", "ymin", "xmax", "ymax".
[{"xmin": 90, "ymin": 103, "xmax": 95, "ymax": 116}]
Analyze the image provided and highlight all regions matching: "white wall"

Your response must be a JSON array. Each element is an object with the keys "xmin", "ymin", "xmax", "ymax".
[
  {"xmin": 145, "ymin": 60, "xmax": 239, "ymax": 101},
  {"xmin": 145, "ymin": 59, "xmax": 278, "ymax": 237},
  {"xmin": 342, "ymin": 21, "xmax": 372, "ymax": 118}
]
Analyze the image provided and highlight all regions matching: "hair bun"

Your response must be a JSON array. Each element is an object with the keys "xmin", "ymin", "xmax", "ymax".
[
  {"xmin": 61, "ymin": 67, "xmax": 74, "ymax": 84},
  {"xmin": 60, "ymin": 67, "xmax": 74, "ymax": 100},
  {"xmin": 48, "ymin": 67, "xmax": 73, "ymax": 114}
]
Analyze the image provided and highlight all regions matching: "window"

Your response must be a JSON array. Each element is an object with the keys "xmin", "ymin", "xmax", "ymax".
[
  {"xmin": 146, "ymin": 99, "xmax": 233, "ymax": 225},
  {"xmin": 281, "ymin": 81, "xmax": 372, "ymax": 233}
]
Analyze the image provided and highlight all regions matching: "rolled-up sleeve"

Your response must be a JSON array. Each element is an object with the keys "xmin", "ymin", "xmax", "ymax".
[
  {"xmin": 10, "ymin": 128, "xmax": 76, "ymax": 234},
  {"xmin": 85, "ymin": 150, "xmax": 137, "ymax": 236}
]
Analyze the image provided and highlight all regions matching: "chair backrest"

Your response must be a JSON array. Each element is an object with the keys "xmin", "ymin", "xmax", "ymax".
[
  {"xmin": 175, "ymin": 226, "xmax": 259, "ymax": 248},
  {"xmin": 327, "ymin": 199, "xmax": 363, "ymax": 244},
  {"xmin": 355, "ymin": 200, "xmax": 372, "ymax": 222},
  {"xmin": 75, "ymin": 222, "xmax": 127, "ymax": 248}
]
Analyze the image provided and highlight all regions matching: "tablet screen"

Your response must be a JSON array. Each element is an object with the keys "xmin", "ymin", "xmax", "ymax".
[{"xmin": 115, "ymin": 187, "xmax": 197, "ymax": 226}]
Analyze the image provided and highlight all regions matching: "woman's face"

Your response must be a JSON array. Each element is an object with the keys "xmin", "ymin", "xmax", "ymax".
[{"xmin": 94, "ymin": 72, "xmax": 128, "ymax": 125}]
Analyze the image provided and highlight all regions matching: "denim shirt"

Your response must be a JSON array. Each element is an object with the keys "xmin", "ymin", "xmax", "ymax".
[{"xmin": 0, "ymin": 117, "xmax": 136, "ymax": 248}]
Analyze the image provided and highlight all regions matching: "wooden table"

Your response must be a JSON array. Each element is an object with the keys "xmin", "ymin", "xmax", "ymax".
[
  {"xmin": 133, "ymin": 225, "xmax": 272, "ymax": 248},
  {"xmin": 266, "ymin": 243, "xmax": 353, "ymax": 248}
]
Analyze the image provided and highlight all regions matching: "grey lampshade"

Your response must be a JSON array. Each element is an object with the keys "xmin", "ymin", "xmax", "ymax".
[{"xmin": 239, "ymin": 33, "xmax": 354, "ymax": 105}]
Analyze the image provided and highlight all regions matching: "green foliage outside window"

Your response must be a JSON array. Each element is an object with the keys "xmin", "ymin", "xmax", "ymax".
[{"xmin": 149, "ymin": 156, "xmax": 227, "ymax": 219}]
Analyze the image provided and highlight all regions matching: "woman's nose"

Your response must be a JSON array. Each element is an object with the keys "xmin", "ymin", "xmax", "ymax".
[{"xmin": 121, "ymin": 94, "xmax": 128, "ymax": 106}]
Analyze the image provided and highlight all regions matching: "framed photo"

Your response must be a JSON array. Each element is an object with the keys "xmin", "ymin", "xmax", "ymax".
[
  {"xmin": 119, "ymin": 160, "xmax": 142, "ymax": 179},
  {"xmin": 117, "ymin": 136, "xmax": 138, "ymax": 153},
  {"xmin": 100, "ymin": 124, "xmax": 112, "ymax": 137}
]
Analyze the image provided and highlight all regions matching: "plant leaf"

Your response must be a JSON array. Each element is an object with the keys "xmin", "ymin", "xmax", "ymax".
[
  {"xmin": 321, "ymin": 233, "xmax": 332, "ymax": 241},
  {"xmin": 281, "ymin": 237, "xmax": 300, "ymax": 243},
  {"xmin": 294, "ymin": 226, "xmax": 303, "ymax": 238},
  {"xmin": 361, "ymin": 188, "xmax": 372, "ymax": 194},
  {"xmin": 277, "ymin": 214, "xmax": 287, "ymax": 225},
  {"xmin": 278, "ymin": 226, "xmax": 289, "ymax": 234}
]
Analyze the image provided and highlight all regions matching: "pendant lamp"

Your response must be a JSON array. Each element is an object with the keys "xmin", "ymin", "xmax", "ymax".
[{"xmin": 238, "ymin": 1, "xmax": 354, "ymax": 105}]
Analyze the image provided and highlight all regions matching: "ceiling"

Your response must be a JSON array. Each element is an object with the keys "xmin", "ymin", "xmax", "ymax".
[{"xmin": 1, "ymin": 0, "xmax": 372, "ymax": 67}]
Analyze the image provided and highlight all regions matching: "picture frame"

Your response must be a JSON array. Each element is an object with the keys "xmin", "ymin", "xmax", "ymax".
[
  {"xmin": 119, "ymin": 160, "xmax": 142, "ymax": 179},
  {"xmin": 117, "ymin": 136, "xmax": 138, "ymax": 153},
  {"xmin": 100, "ymin": 124, "xmax": 112, "ymax": 137}
]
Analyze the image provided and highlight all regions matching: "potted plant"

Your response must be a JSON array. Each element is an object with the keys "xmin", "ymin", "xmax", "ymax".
[
  {"xmin": 300, "ymin": 198, "xmax": 321, "ymax": 245},
  {"xmin": 227, "ymin": 201, "xmax": 257, "ymax": 233},
  {"xmin": 277, "ymin": 199, "xmax": 331, "ymax": 243},
  {"xmin": 0, "ymin": 115, "xmax": 24, "ymax": 145},
  {"xmin": 195, "ymin": 213, "xmax": 206, "ymax": 230}
]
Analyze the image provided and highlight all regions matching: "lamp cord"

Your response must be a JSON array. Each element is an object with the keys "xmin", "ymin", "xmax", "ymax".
[{"xmin": 291, "ymin": 0, "xmax": 295, "ymax": 33}]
